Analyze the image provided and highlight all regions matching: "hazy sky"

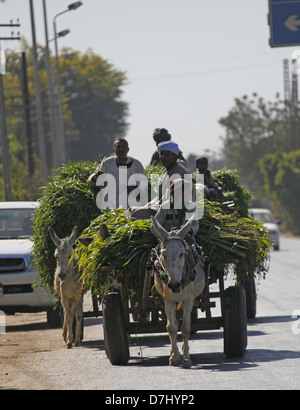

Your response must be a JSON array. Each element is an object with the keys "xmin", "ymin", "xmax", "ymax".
[{"xmin": 1, "ymin": 0, "xmax": 300, "ymax": 168}]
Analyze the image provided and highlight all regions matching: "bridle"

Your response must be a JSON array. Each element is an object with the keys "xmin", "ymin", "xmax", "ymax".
[{"xmin": 154, "ymin": 236, "xmax": 197, "ymax": 291}]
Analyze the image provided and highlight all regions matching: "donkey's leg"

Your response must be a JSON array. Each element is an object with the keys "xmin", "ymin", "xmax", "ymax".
[
  {"xmin": 165, "ymin": 300, "xmax": 181, "ymax": 366},
  {"xmin": 74, "ymin": 298, "xmax": 83, "ymax": 347},
  {"xmin": 181, "ymin": 298, "xmax": 194, "ymax": 368},
  {"xmin": 62, "ymin": 308, "xmax": 67, "ymax": 343},
  {"xmin": 62, "ymin": 296, "xmax": 76, "ymax": 348}
]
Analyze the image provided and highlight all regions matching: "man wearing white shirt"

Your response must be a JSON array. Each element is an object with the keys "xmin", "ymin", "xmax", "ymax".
[{"xmin": 88, "ymin": 138, "xmax": 147, "ymax": 209}]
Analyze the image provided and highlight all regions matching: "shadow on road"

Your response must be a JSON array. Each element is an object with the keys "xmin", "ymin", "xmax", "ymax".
[
  {"xmin": 128, "ymin": 348, "xmax": 300, "ymax": 370},
  {"xmin": 248, "ymin": 315, "xmax": 294, "ymax": 325}
]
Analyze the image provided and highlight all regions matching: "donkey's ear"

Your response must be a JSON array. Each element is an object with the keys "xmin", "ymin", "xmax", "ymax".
[
  {"xmin": 177, "ymin": 218, "xmax": 194, "ymax": 240},
  {"xmin": 49, "ymin": 227, "xmax": 61, "ymax": 246},
  {"xmin": 151, "ymin": 216, "xmax": 169, "ymax": 240},
  {"xmin": 68, "ymin": 226, "xmax": 78, "ymax": 247},
  {"xmin": 78, "ymin": 237, "xmax": 93, "ymax": 247}
]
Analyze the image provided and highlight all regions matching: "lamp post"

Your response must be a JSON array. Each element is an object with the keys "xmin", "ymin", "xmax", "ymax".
[
  {"xmin": 53, "ymin": 1, "xmax": 83, "ymax": 165},
  {"xmin": 43, "ymin": 0, "xmax": 59, "ymax": 168}
]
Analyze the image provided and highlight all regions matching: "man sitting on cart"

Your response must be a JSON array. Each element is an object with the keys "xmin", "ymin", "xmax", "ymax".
[
  {"xmin": 124, "ymin": 140, "xmax": 190, "ymax": 221},
  {"xmin": 150, "ymin": 178, "xmax": 204, "ymax": 272}
]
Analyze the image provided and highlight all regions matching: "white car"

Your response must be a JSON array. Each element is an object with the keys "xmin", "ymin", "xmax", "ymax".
[
  {"xmin": 0, "ymin": 202, "xmax": 59, "ymax": 326},
  {"xmin": 250, "ymin": 208, "xmax": 280, "ymax": 251}
]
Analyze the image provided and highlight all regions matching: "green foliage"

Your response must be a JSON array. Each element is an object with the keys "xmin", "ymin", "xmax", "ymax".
[
  {"xmin": 0, "ymin": 133, "xmax": 42, "ymax": 201},
  {"xmin": 32, "ymin": 160, "xmax": 100, "ymax": 291},
  {"xmin": 3, "ymin": 44, "xmax": 128, "ymax": 172},
  {"xmin": 74, "ymin": 202, "xmax": 270, "ymax": 299},
  {"xmin": 60, "ymin": 48, "xmax": 129, "ymax": 160},
  {"xmin": 32, "ymin": 160, "xmax": 270, "ymax": 297},
  {"xmin": 74, "ymin": 210, "xmax": 157, "ymax": 301},
  {"xmin": 219, "ymin": 93, "xmax": 291, "ymax": 195},
  {"xmin": 260, "ymin": 150, "xmax": 300, "ymax": 234},
  {"xmin": 212, "ymin": 168, "xmax": 252, "ymax": 217}
]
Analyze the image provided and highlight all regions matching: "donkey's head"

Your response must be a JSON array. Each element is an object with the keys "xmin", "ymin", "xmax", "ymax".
[
  {"xmin": 151, "ymin": 217, "xmax": 193, "ymax": 293},
  {"xmin": 49, "ymin": 226, "xmax": 77, "ymax": 280}
]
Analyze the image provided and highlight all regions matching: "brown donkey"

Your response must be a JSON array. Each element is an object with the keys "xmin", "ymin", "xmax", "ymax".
[{"xmin": 49, "ymin": 226, "xmax": 83, "ymax": 348}]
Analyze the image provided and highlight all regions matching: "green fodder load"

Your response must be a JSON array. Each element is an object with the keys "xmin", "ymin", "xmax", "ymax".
[
  {"xmin": 212, "ymin": 168, "xmax": 252, "ymax": 218},
  {"xmin": 74, "ymin": 203, "xmax": 271, "ymax": 300},
  {"xmin": 33, "ymin": 161, "xmax": 270, "ymax": 298},
  {"xmin": 32, "ymin": 160, "xmax": 100, "ymax": 291}
]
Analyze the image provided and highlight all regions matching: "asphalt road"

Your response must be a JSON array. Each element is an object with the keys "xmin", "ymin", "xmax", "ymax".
[{"xmin": 1, "ymin": 237, "xmax": 300, "ymax": 390}]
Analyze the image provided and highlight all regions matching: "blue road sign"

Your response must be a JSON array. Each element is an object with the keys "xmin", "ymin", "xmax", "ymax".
[{"xmin": 269, "ymin": 0, "xmax": 300, "ymax": 47}]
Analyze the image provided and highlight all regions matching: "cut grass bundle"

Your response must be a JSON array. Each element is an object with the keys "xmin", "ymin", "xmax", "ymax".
[
  {"xmin": 32, "ymin": 160, "xmax": 270, "ymax": 297},
  {"xmin": 32, "ymin": 160, "xmax": 100, "ymax": 291},
  {"xmin": 74, "ymin": 203, "xmax": 271, "ymax": 299}
]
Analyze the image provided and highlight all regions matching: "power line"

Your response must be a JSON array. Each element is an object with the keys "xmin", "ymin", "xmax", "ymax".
[{"xmin": 130, "ymin": 61, "xmax": 281, "ymax": 82}]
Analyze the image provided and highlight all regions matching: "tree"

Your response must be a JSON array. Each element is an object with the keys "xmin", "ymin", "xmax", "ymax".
[
  {"xmin": 219, "ymin": 93, "xmax": 289, "ymax": 194},
  {"xmin": 58, "ymin": 48, "xmax": 129, "ymax": 160},
  {"xmin": 4, "ymin": 42, "xmax": 129, "ymax": 165},
  {"xmin": 0, "ymin": 42, "xmax": 129, "ymax": 199},
  {"xmin": 260, "ymin": 150, "xmax": 300, "ymax": 235}
]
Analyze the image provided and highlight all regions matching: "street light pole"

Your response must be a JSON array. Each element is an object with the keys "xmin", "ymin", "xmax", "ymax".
[
  {"xmin": 52, "ymin": 2, "xmax": 83, "ymax": 166},
  {"xmin": 53, "ymin": 17, "xmax": 66, "ymax": 164},
  {"xmin": 43, "ymin": 0, "xmax": 59, "ymax": 168}
]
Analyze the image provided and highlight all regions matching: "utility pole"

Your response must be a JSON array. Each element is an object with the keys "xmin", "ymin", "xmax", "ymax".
[
  {"xmin": 283, "ymin": 59, "xmax": 292, "ymax": 152},
  {"xmin": 43, "ymin": 0, "xmax": 58, "ymax": 168},
  {"xmin": 0, "ymin": 69, "xmax": 11, "ymax": 200},
  {"xmin": 29, "ymin": 0, "xmax": 48, "ymax": 180},
  {"xmin": 0, "ymin": 20, "xmax": 21, "ymax": 201},
  {"xmin": 291, "ymin": 58, "xmax": 298, "ymax": 151},
  {"xmin": 20, "ymin": 51, "xmax": 35, "ymax": 177}
]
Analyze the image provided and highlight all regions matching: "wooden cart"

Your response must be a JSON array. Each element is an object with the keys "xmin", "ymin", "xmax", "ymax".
[{"xmin": 101, "ymin": 260, "xmax": 252, "ymax": 365}]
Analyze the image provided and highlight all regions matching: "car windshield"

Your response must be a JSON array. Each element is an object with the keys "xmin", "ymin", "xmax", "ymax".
[
  {"xmin": 0, "ymin": 208, "xmax": 35, "ymax": 239},
  {"xmin": 252, "ymin": 211, "xmax": 275, "ymax": 224}
]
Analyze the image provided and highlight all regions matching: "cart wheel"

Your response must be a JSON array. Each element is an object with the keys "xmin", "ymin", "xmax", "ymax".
[
  {"xmin": 244, "ymin": 276, "xmax": 257, "ymax": 319},
  {"xmin": 223, "ymin": 286, "xmax": 247, "ymax": 357},
  {"xmin": 102, "ymin": 292, "xmax": 129, "ymax": 365}
]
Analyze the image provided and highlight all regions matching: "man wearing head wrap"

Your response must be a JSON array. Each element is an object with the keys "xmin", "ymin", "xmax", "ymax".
[
  {"xmin": 150, "ymin": 127, "xmax": 186, "ymax": 166},
  {"xmin": 122, "ymin": 139, "xmax": 191, "ymax": 221},
  {"xmin": 157, "ymin": 140, "xmax": 190, "ymax": 204}
]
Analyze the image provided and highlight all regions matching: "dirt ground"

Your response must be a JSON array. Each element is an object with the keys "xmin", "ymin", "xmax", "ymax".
[{"xmin": 0, "ymin": 295, "xmax": 106, "ymax": 390}]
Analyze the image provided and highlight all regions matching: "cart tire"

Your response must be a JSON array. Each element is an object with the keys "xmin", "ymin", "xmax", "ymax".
[
  {"xmin": 224, "ymin": 286, "xmax": 247, "ymax": 357},
  {"xmin": 102, "ymin": 292, "xmax": 129, "ymax": 365},
  {"xmin": 244, "ymin": 276, "xmax": 257, "ymax": 319}
]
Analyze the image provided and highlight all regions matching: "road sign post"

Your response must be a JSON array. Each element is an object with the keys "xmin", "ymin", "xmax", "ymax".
[{"xmin": 269, "ymin": 0, "xmax": 300, "ymax": 47}]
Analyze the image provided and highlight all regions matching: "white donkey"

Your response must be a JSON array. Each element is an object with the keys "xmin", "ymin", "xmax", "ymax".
[
  {"xmin": 49, "ymin": 226, "xmax": 84, "ymax": 349},
  {"xmin": 151, "ymin": 216, "xmax": 206, "ymax": 368}
]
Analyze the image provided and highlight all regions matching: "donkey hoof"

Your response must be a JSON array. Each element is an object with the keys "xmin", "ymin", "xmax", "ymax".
[
  {"xmin": 169, "ymin": 355, "xmax": 182, "ymax": 366},
  {"xmin": 67, "ymin": 342, "xmax": 72, "ymax": 349},
  {"xmin": 74, "ymin": 341, "xmax": 80, "ymax": 347},
  {"xmin": 182, "ymin": 358, "xmax": 192, "ymax": 368}
]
